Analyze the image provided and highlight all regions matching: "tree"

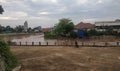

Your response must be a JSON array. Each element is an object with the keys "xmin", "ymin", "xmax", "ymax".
[
  {"xmin": 88, "ymin": 29, "xmax": 98, "ymax": 36},
  {"xmin": 54, "ymin": 18, "xmax": 74, "ymax": 37},
  {"xmin": 0, "ymin": 39, "xmax": 18, "ymax": 71},
  {"xmin": 0, "ymin": 6, "xmax": 18, "ymax": 71},
  {"xmin": 0, "ymin": 25, "xmax": 4, "ymax": 33},
  {"xmin": 15, "ymin": 25, "xmax": 24, "ymax": 33},
  {"xmin": 4, "ymin": 26, "xmax": 14, "ymax": 33},
  {"xmin": 0, "ymin": 5, "xmax": 4, "ymax": 14}
]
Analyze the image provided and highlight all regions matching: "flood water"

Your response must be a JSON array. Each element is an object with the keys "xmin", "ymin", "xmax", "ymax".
[
  {"xmin": 0, "ymin": 34, "xmax": 119, "ymax": 46},
  {"xmin": 0, "ymin": 34, "xmax": 56, "ymax": 43},
  {"xmin": 10, "ymin": 34, "xmax": 57, "ymax": 45},
  {"xmin": 12, "ymin": 34, "xmax": 56, "ymax": 42}
]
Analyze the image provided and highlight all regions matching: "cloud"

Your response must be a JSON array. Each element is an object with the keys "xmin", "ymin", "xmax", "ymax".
[
  {"xmin": 31, "ymin": 0, "xmax": 58, "ymax": 4},
  {"xmin": 98, "ymin": 0, "xmax": 103, "ymax": 3},
  {"xmin": 0, "ymin": 17, "xmax": 12, "ymax": 20},
  {"xmin": 77, "ymin": 0, "xmax": 88, "ymax": 4},
  {"xmin": 38, "ymin": 12, "xmax": 50, "ymax": 15},
  {"xmin": 0, "ymin": 0, "xmax": 7, "ymax": 3},
  {"xmin": 0, "ymin": 0, "xmax": 120, "ymax": 28},
  {"xmin": 51, "ymin": 0, "xmax": 58, "ymax": 3},
  {"xmin": 8, "ymin": 11, "xmax": 28, "ymax": 17},
  {"xmin": 0, "ymin": 11, "xmax": 28, "ymax": 19}
]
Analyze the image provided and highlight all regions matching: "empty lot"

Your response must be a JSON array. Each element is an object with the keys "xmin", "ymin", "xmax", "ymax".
[{"xmin": 10, "ymin": 46, "xmax": 120, "ymax": 71}]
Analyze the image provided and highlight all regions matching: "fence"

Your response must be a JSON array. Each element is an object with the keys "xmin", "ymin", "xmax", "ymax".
[{"xmin": 9, "ymin": 41, "xmax": 120, "ymax": 47}]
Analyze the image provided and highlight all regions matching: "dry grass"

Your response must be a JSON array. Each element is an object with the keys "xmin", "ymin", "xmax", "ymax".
[{"xmin": 10, "ymin": 46, "xmax": 120, "ymax": 71}]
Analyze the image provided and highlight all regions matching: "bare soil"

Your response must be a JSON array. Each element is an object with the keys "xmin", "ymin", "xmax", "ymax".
[{"xmin": 10, "ymin": 46, "xmax": 120, "ymax": 71}]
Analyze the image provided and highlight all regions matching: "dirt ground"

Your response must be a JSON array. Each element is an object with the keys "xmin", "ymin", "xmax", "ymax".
[{"xmin": 10, "ymin": 46, "xmax": 120, "ymax": 71}]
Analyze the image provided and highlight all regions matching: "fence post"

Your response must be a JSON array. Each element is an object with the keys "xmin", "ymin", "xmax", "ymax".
[
  {"xmin": 61, "ymin": 42, "xmax": 62, "ymax": 46},
  {"xmin": 55, "ymin": 42, "xmax": 56, "ymax": 46},
  {"xmin": 32, "ymin": 42, "xmax": 34, "ymax": 46},
  {"xmin": 71, "ymin": 42, "xmax": 73, "ymax": 46},
  {"xmin": 20, "ymin": 42, "xmax": 21, "ymax": 46},
  {"xmin": 105, "ymin": 42, "xmax": 107, "ymax": 47},
  {"xmin": 46, "ymin": 42, "xmax": 48, "ymax": 45},
  {"xmin": 26, "ymin": 42, "xmax": 27, "ymax": 46},
  {"xmin": 82, "ymin": 42, "xmax": 84, "ymax": 46},
  {"xmin": 39, "ymin": 42, "xmax": 41, "ymax": 46},
  {"xmin": 93, "ymin": 42, "xmax": 95, "ymax": 46},
  {"xmin": 117, "ymin": 42, "xmax": 119, "ymax": 46}
]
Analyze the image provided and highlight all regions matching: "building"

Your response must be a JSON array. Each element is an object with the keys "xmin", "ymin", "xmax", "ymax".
[
  {"xmin": 33, "ymin": 26, "xmax": 42, "ymax": 32},
  {"xmin": 75, "ymin": 22, "xmax": 94, "ymax": 38},
  {"xmin": 95, "ymin": 19, "xmax": 120, "ymax": 32},
  {"xmin": 24, "ymin": 21, "xmax": 28, "ymax": 32},
  {"xmin": 75, "ymin": 22, "xmax": 94, "ymax": 30},
  {"xmin": 42, "ymin": 28, "xmax": 53, "ymax": 33}
]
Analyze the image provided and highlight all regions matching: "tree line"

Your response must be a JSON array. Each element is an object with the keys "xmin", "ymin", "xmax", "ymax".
[
  {"xmin": 44, "ymin": 18, "xmax": 77, "ymax": 39},
  {"xmin": 44, "ymin": 18, "xmax": 120, "ymax": 39},
  {"xmin": 0, "ymin": 25, "xmax": 41, "ymax": 33}
]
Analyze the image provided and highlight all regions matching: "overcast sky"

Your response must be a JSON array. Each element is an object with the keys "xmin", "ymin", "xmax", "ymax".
[{"xmin": 0, "ymin": 0, "xmax": 120, "ymax": 28}]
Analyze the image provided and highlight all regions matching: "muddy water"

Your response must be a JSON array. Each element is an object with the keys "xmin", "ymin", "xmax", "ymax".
[{"xmin": 0, "ymin": 34, "xmax": 56, "ymax": 43}]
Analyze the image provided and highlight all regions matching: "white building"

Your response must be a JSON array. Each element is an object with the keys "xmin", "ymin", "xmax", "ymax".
[
  {"xmin": 24, "ymin": 21, "xmax": 28, "ymax": 32},
  {"xmin": 95, "ymin": 19, "xmax": 120, "ymax": 32}
]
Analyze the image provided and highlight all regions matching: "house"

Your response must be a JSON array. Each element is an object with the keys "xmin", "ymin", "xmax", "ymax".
[
  {"xmin": 75, "ymin": 22, "xmax": 95, "ymax": 30},
  {"xmin": 42, "ymin": 28, "xmax": 53, "ymax": 33},
  {"xmin": 75, "ymin": 22, "xmax": 94, "ymax": 38}
]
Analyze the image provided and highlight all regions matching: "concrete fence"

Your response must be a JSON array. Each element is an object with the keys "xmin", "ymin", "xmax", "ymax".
[{"xmin": 9, "ymin": 41, "xmax": 120, "ymax": 47}]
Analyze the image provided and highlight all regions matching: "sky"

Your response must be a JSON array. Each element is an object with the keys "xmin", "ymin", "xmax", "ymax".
[{"xmin": 0, "ymin": 0, "xmax": 120, "ymax": 28}]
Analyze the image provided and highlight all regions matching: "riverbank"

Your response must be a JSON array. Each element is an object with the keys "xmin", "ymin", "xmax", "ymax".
[
  {"xmin": 10, "ymin": 46, "xmax": 120, "ymax": 71},
  {"xmin": 0, "ymin": 33, "xmax": 42, "ymax": 36}
]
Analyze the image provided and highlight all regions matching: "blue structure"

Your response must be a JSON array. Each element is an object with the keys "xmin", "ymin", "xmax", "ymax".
[{"xmin": 77, "ymin": 29, "xmax": 84, "ymax": 38}]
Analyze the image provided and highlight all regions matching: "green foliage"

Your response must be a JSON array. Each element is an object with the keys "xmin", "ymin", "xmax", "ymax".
[
  {"xmin": 54, "ymin": 18, "xmax": 74, "ymax": 37},
  {"xmin": 44, "ymin": 31, "xmax": 56, "ymax": 39},
  {"xmin": 0, "ymin": 39, "xmax": 18, "ymax": 71},
  {"xmin": 0, "ymin": 25, "xmax": 15, "ymax": 33},
  {"xmin": 88, "ymin": 29, "xmax": 98, "ymax": 36},
  {"xmin": 15, "ymin": 26, "xmax": 24, "ymax": 33},
  {"xmin": 83, "ymin": 30, "xmax": 89, "ymax": 38},
  {"xmin": 70, "ymin": 31, "xmax": 78, "ymax": 38}
]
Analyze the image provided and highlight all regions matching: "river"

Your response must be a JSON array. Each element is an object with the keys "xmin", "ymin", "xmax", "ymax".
[{"xmin": 0, "ymin": 33, "xmax": 56, "ymax": 43}]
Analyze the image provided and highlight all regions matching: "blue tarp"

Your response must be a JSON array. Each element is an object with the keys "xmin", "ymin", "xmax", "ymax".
[{"xmin": 77, "ymin": 29, "xmax": 84, "ymax": 38}]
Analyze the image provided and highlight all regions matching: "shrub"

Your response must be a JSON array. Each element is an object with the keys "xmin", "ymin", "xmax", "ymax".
[
  {"xmin": 44, "ymin": 32, "xmax": 56, "ymax": 39},
  {"xmin": 0, "ymin": 39, "xmax": 18, "ymax": 71},
  {"xmin": 70, "ymin": 31, "xmax": 77, "ymax": 38}
]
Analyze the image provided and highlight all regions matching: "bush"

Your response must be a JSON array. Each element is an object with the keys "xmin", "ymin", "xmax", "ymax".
[
  {"xmin": 0, "ymin": 39, "xmax": 18, "ymax": 71},
  {"xmin": 44, "ymin": 31, "xmax": 56, "ymax": 39},
  {"xmin": 70, "ymin": 31, "xmax": 77, "ymax": 38}
]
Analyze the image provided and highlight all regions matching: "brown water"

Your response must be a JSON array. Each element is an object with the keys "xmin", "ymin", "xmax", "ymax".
[
  {"xmin": 0, "ymin": 34, "xmax": 56, "ymax": 43},
  {"xmin": 11, "ymin": 34, "xmax": 57, "ymax": 45},
  {"xmin": 13, "ymin": 34, "xmax": 57, "ymax": 43}
]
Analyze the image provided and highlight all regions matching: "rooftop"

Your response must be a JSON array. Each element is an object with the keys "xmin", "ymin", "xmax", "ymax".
[
  {"xmin": 75, "ymin": 22, "xmax": 94, "ymax": 29},
  {"xmin": 95, "ymin": 19, "xmax": 120, "ymax": 23}
]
